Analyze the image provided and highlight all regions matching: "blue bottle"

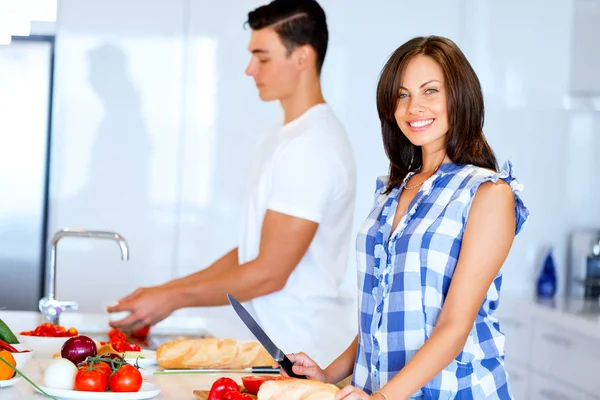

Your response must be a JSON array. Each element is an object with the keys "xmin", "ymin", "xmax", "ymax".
[{"xmin": 536, "ymin": 249, "xmax": 557, "ymax": 299}]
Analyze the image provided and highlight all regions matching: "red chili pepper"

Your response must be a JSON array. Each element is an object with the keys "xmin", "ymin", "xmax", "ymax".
[{"xmin": 0, "ymin": 339, "xmax": 19, "ymax": 353}]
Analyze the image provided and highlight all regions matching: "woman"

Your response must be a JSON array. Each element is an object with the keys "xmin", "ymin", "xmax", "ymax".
[{"xmin": 284, "ymin": 36, "xmax": 530, "ymax": 399}]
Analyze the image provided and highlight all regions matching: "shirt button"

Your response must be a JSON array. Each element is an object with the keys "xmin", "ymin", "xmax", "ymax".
[
  {"xmin": 373, "ymin": 337, "xmax": 379, "ymax": 347},
  {"xmin": 376, "ymin": 303, "xmax": 383, "ymax": 313}
]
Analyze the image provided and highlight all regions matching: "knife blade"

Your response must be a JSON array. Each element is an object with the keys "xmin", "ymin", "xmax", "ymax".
[
  {"xmin": 154, "ymin": 366, "xmax": 280, "ymax": 375},
  {"xmin": 226, "ymin": 293, "xmax": 306, "ymax": 379}
]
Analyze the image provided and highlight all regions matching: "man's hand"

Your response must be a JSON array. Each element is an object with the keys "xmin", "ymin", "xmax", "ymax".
[{"xmin": 107, "ymin": 285, "xmax": 178, "ymax": 332}]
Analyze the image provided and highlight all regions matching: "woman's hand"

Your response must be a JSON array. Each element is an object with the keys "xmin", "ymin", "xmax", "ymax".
[
  {"xmin": 273, "ymin": 352, "xmax": 330, "ymax": 383},
  {"xmin": 335, "ymin": 385, "xmax": 375, "ymax": 400}
]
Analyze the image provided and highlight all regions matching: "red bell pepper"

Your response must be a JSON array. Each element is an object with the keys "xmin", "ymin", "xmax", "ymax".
[{"xmin": 207, "ymin": 377, "xmax": 240, "ymax": 400}]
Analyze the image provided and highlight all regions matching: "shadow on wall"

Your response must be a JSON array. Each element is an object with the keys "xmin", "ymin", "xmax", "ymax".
[{"xmin": 59, "ymin": 44, "xmax": 155, "ymax": 309}]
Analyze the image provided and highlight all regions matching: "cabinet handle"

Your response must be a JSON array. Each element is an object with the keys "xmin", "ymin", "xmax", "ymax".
[
  {"xmin": 502, "ymin": 319, "xmax": 523, "ymax": 328},
  {"xmin": 539, "ymin": 388, "xmax": 571, "ymax": 400},
  {"xmin": 542, "ymin": 333, "xmax": 572, "ymax": 348}
]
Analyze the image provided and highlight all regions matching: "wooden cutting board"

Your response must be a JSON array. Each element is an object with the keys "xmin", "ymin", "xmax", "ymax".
[{"xmin": 193, "ymin": 389, "xmax": 257, "ymax": 400}]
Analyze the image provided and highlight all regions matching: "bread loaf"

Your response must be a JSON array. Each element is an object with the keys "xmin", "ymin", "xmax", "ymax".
[
  {"xmin": 156, "ymin": 338, "xmax": 273, "ymax": 369},
  {"xmin": 257, "ymin": 379, "xmax": 340, "ymax": 400}
]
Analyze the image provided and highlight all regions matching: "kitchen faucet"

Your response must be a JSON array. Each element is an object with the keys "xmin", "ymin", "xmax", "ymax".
[{"xmin": 38, "ymin": 228, "xmax": 130, "ymax": 325}]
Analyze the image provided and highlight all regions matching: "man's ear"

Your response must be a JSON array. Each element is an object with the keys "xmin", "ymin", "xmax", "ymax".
[{"xmin": 295, "ymin": 45, "xmax": 314, "ymax": 70}]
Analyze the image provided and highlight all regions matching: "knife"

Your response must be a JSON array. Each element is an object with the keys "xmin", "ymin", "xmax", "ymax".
[
  {"xmin": 154, "ymin": 366, "xmax": 280, "ymax": 375},
  {"xmin": 226, "ymin": 293, "xmax": 306, "ymax": 379}
]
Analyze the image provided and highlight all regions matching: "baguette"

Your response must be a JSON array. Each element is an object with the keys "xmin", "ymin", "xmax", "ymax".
[
  {"xmin": 257, "ymin": 379, "xmax": 340, "ymax": 400},
  {"xmin": 156, "ymin": 338, "xmax": 273, "ymax": 369}
]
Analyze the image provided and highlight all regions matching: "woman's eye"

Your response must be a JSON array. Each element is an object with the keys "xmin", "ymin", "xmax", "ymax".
[
  {"xmin": 259, "ymin": 59, "xmax": 269, "ymax": 64},
  {"xmin": 398, "ymin": 93, "xmax": 408, "ymax": 99},
  {"xmin": 425, "ymin": 88, "xmax": 438, "ymax": 94}
]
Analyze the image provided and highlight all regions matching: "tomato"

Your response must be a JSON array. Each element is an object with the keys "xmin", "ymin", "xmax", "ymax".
[
  {"xmin": 108, "ymin": 328, "xmax": 127, "ymax": 342},
  {"xmin": 241, "ymin": 375, "xmax": 286, "ymax": 395},
  {"xmin": 207, "ymin": 377, "xmax": 240, "ymax": 400},
  {"xmin": 74, "ymin": 368, "xmax": 108, "ymax": 392},
  {"xmin": 130, "ymin": 326, "xmax": 150, "ymax": 339},
  {"xmin": 109, "ymin": 364, "xmax": 142, "ymax": 392},
  {"xmin": 223, "ymin": 392, "xmax": 254, "ymax": 400},
  {"xmin": 67, "ymin": 327, "xmax": 78, "ymax": 336},
  {"xmin": 78, "ymin": 362, "xmax": 112, "ymax": 377}
]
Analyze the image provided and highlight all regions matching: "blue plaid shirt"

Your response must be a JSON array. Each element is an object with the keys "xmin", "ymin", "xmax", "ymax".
[{"xmin": 353, "ymin": 161, "xmax": 529, "ymax": 399}]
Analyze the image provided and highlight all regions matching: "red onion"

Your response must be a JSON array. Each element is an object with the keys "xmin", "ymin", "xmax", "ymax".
[{"xmin": 61, "ymin": 335, "xmax": 97, "ymax": 365}]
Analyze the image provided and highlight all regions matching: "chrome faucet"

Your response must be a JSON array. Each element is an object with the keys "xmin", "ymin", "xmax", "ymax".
[{"xmin": 39, "ymin": 228, "xmax": 130, "ymax": 324}]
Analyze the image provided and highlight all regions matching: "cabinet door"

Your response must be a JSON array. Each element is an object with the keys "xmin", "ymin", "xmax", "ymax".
[
  {"xmin": 530, "ymin": 373, "xmax": 585, "ymax": 400},
  {"xmin": 506, "ymin": 361, "xmax": 529, "ymax": 399},
  {"xmin": 531, "ymin": 319, "xmax": 600, "ymax": 394},
  {"xmin": 500, "ymin": 313, "xmax": 533, "ymax": 365}
]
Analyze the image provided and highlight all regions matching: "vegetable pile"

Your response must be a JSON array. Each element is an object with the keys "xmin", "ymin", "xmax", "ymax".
[{"xmin": 45, "ymin": 335, "xmax": 143, "ymax": 393}]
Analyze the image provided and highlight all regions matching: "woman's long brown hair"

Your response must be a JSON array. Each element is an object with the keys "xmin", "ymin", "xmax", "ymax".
[{"xmin": 376, "ymin": 36, "xmax": 498, "ymax": 193}]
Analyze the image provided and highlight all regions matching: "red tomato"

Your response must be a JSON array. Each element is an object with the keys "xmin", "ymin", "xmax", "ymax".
[
  {"xmin": 67, "ymin": 327, "xmax": 78, "ymax": 336},
  {"xmin": 74, "ymin": 369, "xmax": 108, "ymax": 392},
  {"xmin": 223, "ymin": 392, "xmax": 254, "ymax": 400},
  {"xmin": 131, "ymin": 326, "xmax": 150, "ymax": 339},
  {"xmin": 109, "ymin": 364, "xmax": 143, "ymax": 392},
  {"xmin": 53, "ymin": 325, "xmax": 67, "ymax": 337},
  {"xmin": 207, "ymin": 377, "xmax": 240, "ymax": 400},
  {"xmin": 108, "ymin": 328, "xmax": 127, "ymax": 342},
  {"xmin": 78, "ymin": 362, "xmax": 112, "ymax": 377},
  {"xmin": 241, "ymin": 376, "xmax": 283, "ymax": 395}
]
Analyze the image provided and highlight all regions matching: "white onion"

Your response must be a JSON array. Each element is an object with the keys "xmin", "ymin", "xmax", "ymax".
[{"xmin": 43, "ymin": 358, "xmax": 78, "ymax": 390}]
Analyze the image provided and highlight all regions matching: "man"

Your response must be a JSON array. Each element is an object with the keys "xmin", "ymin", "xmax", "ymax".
[{"xmin": 109, "ymin": 0, "xmax": 356, "ymax": 366}]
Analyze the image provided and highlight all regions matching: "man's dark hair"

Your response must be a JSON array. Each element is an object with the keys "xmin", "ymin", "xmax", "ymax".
[{"xmin": 247, "ymin": 0, "xmax": 328, "ymax": 74}]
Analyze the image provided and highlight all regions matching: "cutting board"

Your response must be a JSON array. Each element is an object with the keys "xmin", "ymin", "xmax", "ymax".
[{"xmin": 193, "ymin": 389, "xmax": 257, "ymax": 400}]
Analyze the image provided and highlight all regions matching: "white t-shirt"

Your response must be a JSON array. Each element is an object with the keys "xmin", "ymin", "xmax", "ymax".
[{"xmin": 238, "ymin": 103, "xmax": 357, "ymax": 367}]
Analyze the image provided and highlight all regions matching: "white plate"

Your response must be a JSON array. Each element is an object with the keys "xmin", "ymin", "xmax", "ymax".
[
  {"xmin": 125, "ymin": 350, "xmax": 157, "ymax": 367},
  {"xmin": 36, "ymin": 382, "xmax": 161, "ymax": 399},
  {"xmin": 0, "ymin": 376, "xmax": 21, "ymax": 388}
]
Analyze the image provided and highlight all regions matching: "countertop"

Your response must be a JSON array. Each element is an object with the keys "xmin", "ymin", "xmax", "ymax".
[
  {"xmin": 0, "ymin": 359, "xmax": 249, "ymax": 400},
  {"xmin": 500, "ymin": 294, "xmax": 600, "ymax": 340},
  {"xmin": 1, "ymin": 294, "xmax": 599, "ymax": 398}
]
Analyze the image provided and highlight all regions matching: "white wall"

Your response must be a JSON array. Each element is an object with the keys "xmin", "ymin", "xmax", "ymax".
[{"xmin": 48, "ymin": 0, "xmax": 600, "ymax": 323}]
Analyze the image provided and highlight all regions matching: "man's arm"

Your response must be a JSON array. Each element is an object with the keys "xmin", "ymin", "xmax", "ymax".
[
  {"xmin": 109, "ymin": 209, "xmax": 318, "ymax": 330},
  {"xmin": 165, "ymin": 248, "xmax": 240, "ymax": 288},
  {"xmin": 172, "ymin": 209, "xmax": 318, "ymax": 307}
]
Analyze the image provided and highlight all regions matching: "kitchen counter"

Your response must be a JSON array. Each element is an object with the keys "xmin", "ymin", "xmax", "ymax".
[
  {"xmin": 1, "ymin": 295, "xmax": 599, "ymax": 398},
  {"xmin": 0, "ymin": 359, "xmax": 249, "ymax": 399},
  {"xmin": 500, "ymin": 294, "xmax": 600, "ymax": 340}
]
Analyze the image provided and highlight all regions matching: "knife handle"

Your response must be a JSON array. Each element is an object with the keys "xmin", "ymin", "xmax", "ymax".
[
  {"xmin": 250, "ymin": 366, "xmax": 280, "ymax": 374},
  {"xmin": 280, "ymin": 355, "xmax": 307, "ymax": 379}
]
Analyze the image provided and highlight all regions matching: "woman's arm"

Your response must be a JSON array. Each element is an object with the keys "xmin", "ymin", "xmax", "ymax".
[
  {"xmin": 286, "ymin": 335, "xmax": 358, "ymax": 384},
  {"xmin": 376, "ymin": 180, "xmax": 517, "ymax": 399}
]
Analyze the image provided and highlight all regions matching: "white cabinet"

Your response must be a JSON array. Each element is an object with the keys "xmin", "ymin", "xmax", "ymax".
[
  {"xmin": 499, "ymin": 311, "xmax": 533, "ymax": 366},
  {"xmin": 498, "ymin": 300, "xmax": 600, "ymax": 399},
  {"xmin": 530, "ymin": 373, "xmax": 586, "ymax": 400},
  {"xmin": 506, "ymin": 361, "xmax": 530, "ymax": 399}
]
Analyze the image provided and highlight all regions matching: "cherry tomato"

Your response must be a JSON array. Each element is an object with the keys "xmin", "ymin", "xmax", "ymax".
[
  {"xmin": 74, "ymin": 368, "xmax": 108, "ymax": 392},
  {"xmin": 54, "ymin": 325, "xmax": 67, "ymax": 337},
  {"xmin": 67, "ymin": 327, "xmax": 78, "ymax": 336},
  {"xmin": 208, "ymin": 377, "xmax": 240, "ymax": 400},
  {"xmin": 241, "ymin": 376, "xmax": 286, "ymax": 395},
  {"xmin": 109, "ymin": 364, "xmax": 143, "ymax": 392},
  {"xmin": 223, "ymin": 392, "xmax": 254, "ymax": 400}
]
